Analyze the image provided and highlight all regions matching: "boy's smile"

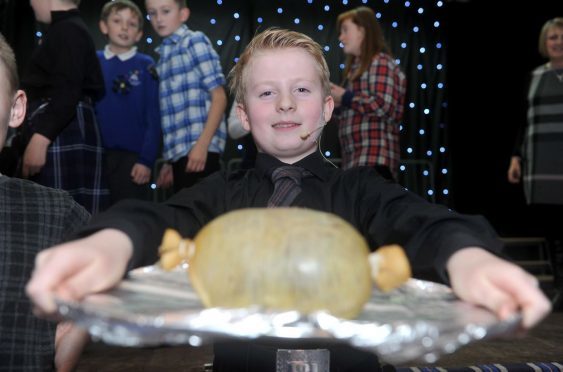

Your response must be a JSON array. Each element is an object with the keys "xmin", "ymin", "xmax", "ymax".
[
  {"xmin": 100, "ymin": 8, "xmax": 142, "ymax": 55},
  {"xmin": 238, "ymin": 48, "xmax": 334, "ymax": 164}
]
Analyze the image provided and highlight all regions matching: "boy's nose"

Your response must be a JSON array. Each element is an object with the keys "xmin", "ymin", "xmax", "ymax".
[{"xmin": 277, "ymin": 94, "xmax": 295, "ymax": 112}]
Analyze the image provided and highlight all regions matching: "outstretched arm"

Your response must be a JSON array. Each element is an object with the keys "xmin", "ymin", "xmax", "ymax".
[
  {"xmin": 26, "ymin": 229, "xmax": 133, "ymax": 314},
  {"xmin": 446, "ymin": 247, "xmax": 551, "ymax": 329}
]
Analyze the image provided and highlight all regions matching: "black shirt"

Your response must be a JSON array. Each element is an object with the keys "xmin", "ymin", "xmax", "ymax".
[
  {"xmin": 85, "ymin": 150, "xmax": 501, "ymax": 280},
  {"xmin": 21, "ymin": 10, "xmax": 104, "ymax": 141}
]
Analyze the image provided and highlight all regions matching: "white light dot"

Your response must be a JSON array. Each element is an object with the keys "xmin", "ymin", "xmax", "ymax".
[
  {"xmin": 318, "ymin": 24, "xmax": 324, "ymax": 31},
  {"xmin": 294, "ymin": 18, "xmax": 300, "ymax": 24},
  {"xmin": 384, "ymin": 0, "xmax": 390, "ymax": 3},
  {"xmin": 413, "ymin": 26, "xmax": 420, "ymax": 32},
  {"xmin": 436, "ymin": 64, "xmax": 443, "ymax": 70},
  {"xmin": 419, "ymin": 129, "xmax": 425, "ymax": 135},
  {"xmin": 233, "ymin": 57, "xmax": 239, "ymax": 63},
  {"xmin": 339, "ymin": 63, "xmax": 345, "ymax": 69},
  {"xmin": 427, "ymin": 190, "xmax": 434, "ymax": 196},
  {"xmin": 210, "ymin": 18, "xmax": 216, "ymax": 24},
  {"xmin": 324, "ymin": 45, "xmax": 330, "ymax": 51},
  {"xmin": 400, "ymin": 124, "xmax": 403, "ymax": 131},
  {"xmin": 417, "ymin": 64, "xmax": 423, "ymax": 70},
  {"xmin": 339, "ymin": 42, "xmax": 344, "ymax": 48},
  {"xmin": 436, "ymin": 42, "xmax": 442, "ymax": 49},
  {"xmin": 376, "ymin": 12, "xmax": 382, "ymax": 19},
  {"xmin": 150, "ymin": 183, "xmax": 156, "ymax": 190},
  {"xmin": 216, "ymin": 0, "xmax": 222, "ymax": 4},
  {"xmin": 437, "ymin": 83, "xmax": 444, "ymax": 89},
  {"xmin": 277, "ymin": 7, "xmax": 283, "ymax": 14},
  {"xmin": 443, "ymin": 189, "xmax": 449, "ymax": 195},
  {"xmin": 442, "ymin": 168, "xmax": 448, "ymax": 174},
  {"xmin": 237, "ymin": 144, "xmax": 243, "ymax": 150},
  {"xmin": 257, "ymin": 17, "xmax": 263, "ymax": 23},
  {"xmin": 424, "ymin": 108, "xmax": 430, "ymax": 115},
  {"xmin": 234, "ymin": 35, "xmax": 240, "ymax": 41},
  {"xmin": 395, "ymin": 58, "xmax": 401, "ymax": 65},
  {"xmin": 440, "ymin": 147, "xmax": 446, "ymax": 153},
  {"xmin": 407, "ymin": 147, "xmax": 413, "ymax": 154},
  {"xmin": 146, "ymin": 37, "xmax": 153, "ymax": 44},
  {"xmin": 392, "ymin": 21, "xmax": 398, "ymax": 28},
  {"xmin": 426, "ymin": 150, "xmax": 433, "ymax": 156},
  {"xmin": 405, "ymin": 1, "xmax": 411, "ymax": 7},
  {"xmin": 362, "ymin": 0, "xmax": 367, "ymax": 3},
  {"xmin": 418, "ymin": 7, "xmax": 424, "ymax": 14},
  {"xmin": 216, "ymin": 40, "xmax": 223, "ymax": 46},
  {"xmin": 421, "ymin": 83, "xmax": 427, "ymax": 89},
  {"xmin": 401, "ymin": 42, "xmax": 407, "ymax": 49},
  {"xmin": 409, "ymin": 102, "xmax": 415, "ymax": 108},
  {"xmin": 233, "ymin": 12, "xmax": 240, "ymax": 19},
  {"xmin": 324, "ymin": 5, "xmax": 330, "ymax": 11},
  {"xmin": 324, "ymin": 150, "xmax": 332, "ymax": 157},
  {"xmin": 423, "ymin": 170, "xmax": 429, "ymax": 176},
  {"xmin": 307, "ymin": 0, "xmax": 313, "ymax": 3},
  {"xmin": 437, "ymin": 1, "xmax": 444, "ymax": 7},
  {"xmin": 434, "ymin": 21, "xmax": 440, "ymax": 27},
  {"xmin": 419, "ymin": 47, "xmax": 426, "ymax": 53},
  {"xmin": 400, "ymin": 165, "xmax": 406, "ymax": 171},
  {"xmin": 342, "ymin": 0, "xmax": 348, "ymax": 4}
]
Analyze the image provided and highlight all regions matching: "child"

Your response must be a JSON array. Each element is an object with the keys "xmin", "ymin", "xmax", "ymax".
[
  {"xmin": 330, "ymin": 6, "xmax": 406, "ymax": 181},
  {"xmin": 96, "ymin": 0, "xmax": 161, "ymax": 205},
  {"xmin": 0, "ymin": 33, "xmax": 90, "ymax": 372},
  {"xmin": 27, "ymin": 29, "xmax": 550, "ymax": 371},
  {"xmin": 20, "ymin": 0, "xmax": 108, "ymax": 214},
  {"xmin": 146, "ymin": 0, "xmax": 227, "ymax": 193}
]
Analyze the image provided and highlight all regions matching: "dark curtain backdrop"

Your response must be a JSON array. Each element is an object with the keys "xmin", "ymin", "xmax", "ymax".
[{"xmin": 0, "ymin": 0, "xmax": 447, "ymax": 204}]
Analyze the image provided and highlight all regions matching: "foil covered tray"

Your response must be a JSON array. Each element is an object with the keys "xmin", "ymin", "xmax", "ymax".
[{"xmin": 56, "ymin": 265, "xmax": 521, "ymax": 364}]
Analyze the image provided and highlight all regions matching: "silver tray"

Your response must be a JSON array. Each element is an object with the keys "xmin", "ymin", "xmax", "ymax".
[{"xmin": 56, "ymin": 265, "xmax": 521, "ymax": 364}]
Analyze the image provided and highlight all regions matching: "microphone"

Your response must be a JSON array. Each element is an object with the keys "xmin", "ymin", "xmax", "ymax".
[{"xmin": 300, "ymin": 123, "xmax": 327, "ymax": 140}]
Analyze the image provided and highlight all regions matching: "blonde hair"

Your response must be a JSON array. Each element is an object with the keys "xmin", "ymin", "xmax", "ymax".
[
  {"xmin": 228, "ymin": 28, "xmax": 330, "ymax": 105},
  {"xmin": 337, "ymin": 6, "xmax": 390, "ymax": 82},
  {"xmin": 0, "ymin": 33, "xmax": 18, "ymax": 97},
  {"xmin": 538, "ymin": 17, "xmax": 563, "ymax": 58},
  {"xmin": 101, "ymin": 0, "xmax": 144, "ymax": 29}
]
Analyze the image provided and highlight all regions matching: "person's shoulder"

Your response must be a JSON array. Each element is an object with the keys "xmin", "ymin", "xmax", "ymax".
[
  {"xmin": 183, "ymin": 29, "xmax": 213, "ymax": 47},
  {"xmin": 135, "ymin": 52, "xmax": 156, "ymax": 64},
  {"xmin": 0, "ymin": 177, "xmax": 80, "ymax": 206}
]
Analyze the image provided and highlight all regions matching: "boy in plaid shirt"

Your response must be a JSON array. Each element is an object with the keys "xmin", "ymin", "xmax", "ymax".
[{"xmin": 147, "ymin": 0, "xmax": 227, "ymax": 193}]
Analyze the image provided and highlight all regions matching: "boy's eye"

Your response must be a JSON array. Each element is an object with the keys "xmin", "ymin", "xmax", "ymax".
[
  {"xmin": 296, "ymin": 87, "xmax": 310, "ymax": 93},
  {"xmin": 259, "ymin": 91, "xmax": 273, "ymax": 97}
]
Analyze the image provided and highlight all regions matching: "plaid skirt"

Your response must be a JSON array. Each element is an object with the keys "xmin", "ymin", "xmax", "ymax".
[{"xmin": 27, "ymin": 100, "xmax": 109, "ymax": 214}]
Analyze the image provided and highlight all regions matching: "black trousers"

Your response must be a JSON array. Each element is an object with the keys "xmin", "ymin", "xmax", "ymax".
[
  {"xmin": 171, "ymin": 152, "xmax": 221, "ymax": 194},
  {"xmin": 105, "ymin": 149, "xmax": 152, "ymax": 206}
]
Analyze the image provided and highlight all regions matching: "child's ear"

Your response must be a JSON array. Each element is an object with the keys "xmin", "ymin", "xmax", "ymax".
[
  {"xmin": 181, "ymin": 7, "xmax": 190, "ymax": 22},
  {"xmin": 9, "ymin": 90, "xmax": 27, "ymax": 129},
  {"xmin": 99, "ymin": 20, "xmax": 108, "ymax": 35},
  {"xmin": 323, "ymin": 95, "xmax": 334, "ymax": 123},
  {"xmin": 236, "ymin": 104, "xmax": 251, "ymax": 132}
]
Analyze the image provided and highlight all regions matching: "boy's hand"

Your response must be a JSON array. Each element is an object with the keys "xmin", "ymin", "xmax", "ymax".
[
  {"xmin": 186, "ymin": 141, "xmax": 208, "ymax": 173},
  {"xmin": 507, "ymin": 156, "xmax": 522, "ymax": 184},
  {"xmin": 131, "ymin": 163, "xmax": 151, "ymax": 185},
  {"xmin": 22, "ymin": 133, "xmax": 51, "ymax": 178},
  {"xmin": 446, "ymin": 247, "xmax": 551, "ymax": 329},
  {"xmin": 156, "ymin": 163, "xmax": 173, "ymax": 189},
  {"xmin": 26, "ymin": 229, "xmax": 133, "ymax": 315}
]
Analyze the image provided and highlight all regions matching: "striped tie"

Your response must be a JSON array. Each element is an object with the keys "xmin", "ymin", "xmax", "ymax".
[{"xmin": 267, "ymin": 166, "xmax": 309, "ymax": 207}]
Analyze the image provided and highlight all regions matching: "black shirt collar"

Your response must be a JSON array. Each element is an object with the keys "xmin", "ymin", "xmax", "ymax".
[
  {"xmin": 51, "ymin": 9, "xmax": 80, "ymax": 24},
  {"xmin": 254, "ymin": 151, "xmax": 331, "ymax": 181}
]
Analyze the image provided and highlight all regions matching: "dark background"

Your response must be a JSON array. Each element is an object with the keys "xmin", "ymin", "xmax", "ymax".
[{"xmin": 0, "ymin": 0, "xmax": 560, "ymax": 237}]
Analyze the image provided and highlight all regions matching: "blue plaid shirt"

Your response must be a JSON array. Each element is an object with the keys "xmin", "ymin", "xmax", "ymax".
[{"xmin": 156, "ymin": 25, "xmax": 227, "ymax": 161}]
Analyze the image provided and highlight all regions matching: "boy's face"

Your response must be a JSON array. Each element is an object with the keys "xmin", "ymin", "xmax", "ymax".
[
  {"xmin": 145, "ymin": 0, "xmax": 189, "ymax": 38},
  {"xmin": 0, "ymin": 65, "xmax": 27, "ymax": 150},
  {"xmin": 100, "ymin": 8, "xmax": 143, "ymax": 54},
  {"xmin": 238, "ymin": 48, "xmax": 334, "ymax": 164}
]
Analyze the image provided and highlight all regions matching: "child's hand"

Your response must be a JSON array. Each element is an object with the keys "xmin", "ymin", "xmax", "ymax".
[
  {"xmin": 131, "ymin": 163, "xmax": 151, "ymax": 185},
  {"xmin": 156, "ymin": 163, "xmax": 173, "ymax": 189},
  {"xmin": 186, "ymin": 141, "xmax": 208, "ymax": 173},
  {"xmin": 26, "ymin": 229, "xmax": 133, "ymax": 314},
  {"xmin": 22, "ymin": 133, "xmax": 51, "ymax": 178},
  {"xmin": 446, "ymin": 247, "xmax": 551, "ymax": 329}
]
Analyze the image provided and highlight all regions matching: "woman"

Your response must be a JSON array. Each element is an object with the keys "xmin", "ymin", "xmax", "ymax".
[
  {"xmin": 507, "ymin": 17, "xmax": 563, "ymax": 309},
  {"xmin": 330, "ymin": 6, "xmax": 406, "ymax": 180}
]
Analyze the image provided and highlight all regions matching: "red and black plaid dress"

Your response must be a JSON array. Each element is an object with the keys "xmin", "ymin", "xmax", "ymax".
[{"xmin": 336, "ymin": 53, "xmax": 406, "ymax": 179}]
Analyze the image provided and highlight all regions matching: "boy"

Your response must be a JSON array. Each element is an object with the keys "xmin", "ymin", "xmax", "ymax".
[
  {"xmin": 96, "ymin": 0, "xmax": 161, "ymax": 205},
  {"xmin": 27, "ymin": 29, "xmax": 550, "ymax": 371},
  {"xmin": 146, "ymin": 0, "xmax": 227, "ymax": 193},
  {"xmin": 21, "ymin": 0, "xmax": 107, "ymax": 214},
  {"xmin": 0, "ymin": 34, "xmax": 90, "ymax": 372}
]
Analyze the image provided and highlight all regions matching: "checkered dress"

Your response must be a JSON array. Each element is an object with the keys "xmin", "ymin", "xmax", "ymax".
[
  {"xmin": 0, "ymin": 176, "xmax": 90, "ymax": 371},
  {"xmin": 336, "ymin": 53, "xmax": 406, "ymax": 179}
]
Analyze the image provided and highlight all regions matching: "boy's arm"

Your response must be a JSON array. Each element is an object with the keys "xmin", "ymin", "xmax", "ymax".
[
  {"xmin": 446, "ymin": 247, "xmax": 551, "ymax": 328},
  {"xmin": 186, "ymin": 86, "xmax": 227, "ymax": 172}
]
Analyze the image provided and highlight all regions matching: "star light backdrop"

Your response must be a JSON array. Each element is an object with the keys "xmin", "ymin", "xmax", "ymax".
[{"xmin": 6, "ymin": 0, "xmax": 449, "ymax": 204}]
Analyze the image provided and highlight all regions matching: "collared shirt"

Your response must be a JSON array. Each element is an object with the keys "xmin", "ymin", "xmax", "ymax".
[
  {"xmin": 155, "ymin": 24, "xmax": 227, "ymax": 161},
  {"xmin": 83, "ymin": 151, "xmax": 501, "ymax": 281},
  {"xmin": 0, "ymin": 176, "xmax": 90, "ymax": 371},
  {"xmin": 103, "ymin": 45, "xmax": 138, "ymax": 61},
  {"xmin": 336, "ymin": 53, "xmax": 406, "ymax": 179}
]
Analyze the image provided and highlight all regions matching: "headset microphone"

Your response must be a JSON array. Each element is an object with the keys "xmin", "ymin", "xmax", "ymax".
[{"xmin": 300, "ymin": 122, "xmax": 327, "ymax": 140}]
